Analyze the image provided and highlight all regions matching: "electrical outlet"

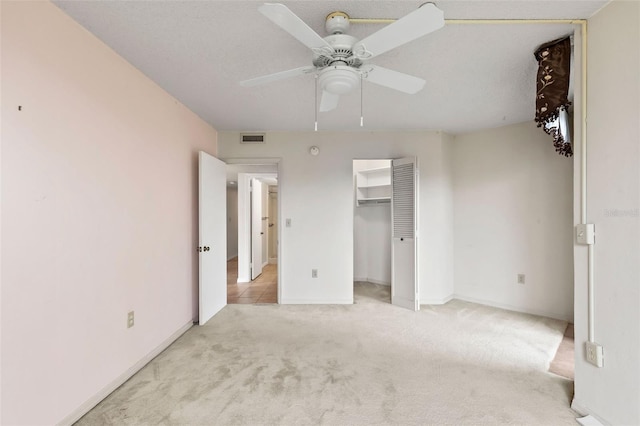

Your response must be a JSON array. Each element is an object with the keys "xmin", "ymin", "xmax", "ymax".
[
  {"xmin": 517, "ymin": 274, "xmax": 525, "ymax": 284},
  {"xmin": 127, "ymin": 311, "xmax": 135, "ymax": 328},
  {"xmin": 585, "ymin": 341, "xmax": 604, "ymax": 367},
  {"xmin": 311, "ymin": 269, "xmax": 318, "ymax": 278}
]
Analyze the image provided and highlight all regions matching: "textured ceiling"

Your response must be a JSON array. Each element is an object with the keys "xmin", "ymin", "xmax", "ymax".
[{"xmin": 53, "ymin": 0, "xmax": 608, "ymax": 134}]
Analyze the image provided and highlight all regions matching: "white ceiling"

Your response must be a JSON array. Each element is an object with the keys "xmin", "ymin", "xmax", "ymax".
[{"xmin": 53, "ymin": 0, "xmax": 608, "ymax": 134}]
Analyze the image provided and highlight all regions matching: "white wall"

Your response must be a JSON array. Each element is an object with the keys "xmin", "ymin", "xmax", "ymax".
[
  {"xmin": 353, "ymin": 159, "xmax": 392, "ymax": 285},
  {"xmin": 436, "ymin": 133, "xmax": 456, "ymax": 303},
  {"xmin": 572, "ymin": 2, "xmax": 640, "ymax": 424},
  {"xmin": 1, "ymin": 2, "xmax": 217, "ymax": 424},
  {"xmin": 226, "ymin": 187, "xmax": 239, "ymax": 259},
  {"xmin": 219, "ymin": 131, "xmax": 455, "ymax": 304},
  {"xmin": 452, "ymin": 121, "xmax": 574, "ymax": 321}
]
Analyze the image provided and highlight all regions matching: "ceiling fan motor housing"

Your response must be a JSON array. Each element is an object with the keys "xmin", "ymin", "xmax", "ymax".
[{"xmin": 313, "ymin": 34, "xmax": 362, "ymax": 68}]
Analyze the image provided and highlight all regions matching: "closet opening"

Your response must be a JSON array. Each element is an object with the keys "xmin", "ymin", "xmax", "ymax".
[{"xmin": 353, "ymin": 159, "xmax": 393, "ymax": 304}]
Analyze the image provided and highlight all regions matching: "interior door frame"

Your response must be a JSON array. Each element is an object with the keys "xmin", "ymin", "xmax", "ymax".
[
  {"xmin": 351, "ymin": 157, "xmax": 419, "ymax": 308},
  {"xmin": 250, "ymin": 178, "xmax": 264, "ymax": 280},
  {"xmin": 225, "ymin": 158, "xmax": 282, "ymax": 303}
]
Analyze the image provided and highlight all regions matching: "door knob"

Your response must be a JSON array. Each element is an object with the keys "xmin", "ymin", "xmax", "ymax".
[{"xmin": 260, "ymin": 232, "xmax": 264, "ymax": 235}]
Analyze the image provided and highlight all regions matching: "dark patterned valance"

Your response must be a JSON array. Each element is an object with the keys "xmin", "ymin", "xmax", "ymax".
[{"xmin": 534, "ymin": 36, "xmax": 572, "ymax": 157}]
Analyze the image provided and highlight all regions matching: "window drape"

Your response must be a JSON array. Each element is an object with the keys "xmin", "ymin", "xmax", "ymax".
[{"xmin": 534, "ymin": 36, "xmax": 573, "ymax": 157}]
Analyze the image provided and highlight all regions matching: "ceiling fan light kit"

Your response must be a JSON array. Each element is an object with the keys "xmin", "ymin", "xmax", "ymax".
[
  {"xmin": 319, "ymin": 66, "xmax": 359, "ymax": 95},
  {"xmin": 240, "ymin": 2, "xmax": 445, "ymax": 128}
]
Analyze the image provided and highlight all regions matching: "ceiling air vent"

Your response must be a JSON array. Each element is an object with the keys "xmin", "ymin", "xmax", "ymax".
[{"xmin": 240, "ymin": 134, "xmax": 265, "ymax": 144}]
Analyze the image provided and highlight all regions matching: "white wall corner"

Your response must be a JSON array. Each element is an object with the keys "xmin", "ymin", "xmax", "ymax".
[
  {"xmin": 453, "ymin": 294, "xmax": 572, "ymax": 322},
  {"xmin": 57, "ymin": 321, "xmax": 193, "ymax": 426},
  {"xmin": 571, "ymin": 399, "xmax": 610, "ymax": 426},
  {"xmin": 421, "ymin": 294, "xmax": 454, "ymax": 305}
]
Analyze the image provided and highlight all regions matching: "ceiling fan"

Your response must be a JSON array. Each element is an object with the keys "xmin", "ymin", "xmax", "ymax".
[{"xmin": 240, "ymin": 2, "xmax": 445, "ymax": 113}]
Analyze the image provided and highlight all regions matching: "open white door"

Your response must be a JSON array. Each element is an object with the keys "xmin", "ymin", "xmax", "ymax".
[
  {"xmin": 251, "ymin": 178, "xmax": 263, "ymax": 280},
  {"xmin": 198, "ymin": 151, "xmax": 227, "ymax": 325},
  {"xmin": 391, "ymin": 157, "xmax": 419, "ymax": 311}
]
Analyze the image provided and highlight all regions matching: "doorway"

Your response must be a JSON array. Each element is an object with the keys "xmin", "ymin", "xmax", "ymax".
[{"xmin": 225, "ymin": 164, "xmax": 279, "ymax": 304}]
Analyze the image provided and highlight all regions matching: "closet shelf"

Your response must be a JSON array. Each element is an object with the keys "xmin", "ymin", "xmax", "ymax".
[
  {"xmin": 358, "ymin": 166, "xmax": 390, "ymax": 174},
  {"xmin": 355, "ymin": 163, "xmax": 391, "ymax": 207},
  {"xmin": 357, "ymin": 183, "xmax": 391, "ymax": 190},
  {"xmin": 358, "ymin": 197, "xmax": 391, "ymax": 204}
]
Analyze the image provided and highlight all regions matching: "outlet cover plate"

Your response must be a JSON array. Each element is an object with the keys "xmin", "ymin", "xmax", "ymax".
[{"xmin": 585, "ymin": 341, "xmax": 603, "ymax": 367}]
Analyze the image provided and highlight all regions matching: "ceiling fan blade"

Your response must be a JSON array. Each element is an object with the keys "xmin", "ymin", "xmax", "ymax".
[
  {"xmin": 240, "ymin": 65, "xmax": 316, "ymax": 87},
  {"xmin": 363, "ymin": 65, "xmax": 425, "ymax": 94},
  {"xmin": 319, "ymin": 90, "xmax": 340, "ymax": 112},
  {"xmin": 259, "ymin": 3, "xmax": 334, "ymax": 53},
  {"xmin": 353, "ymin": 3, "xmax": 444, "ymax": 60}
]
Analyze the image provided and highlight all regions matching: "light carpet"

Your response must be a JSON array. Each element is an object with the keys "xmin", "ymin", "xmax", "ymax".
[{"xmin": 77, "ymin": 282, "xmax": 576, "ymax": 425}]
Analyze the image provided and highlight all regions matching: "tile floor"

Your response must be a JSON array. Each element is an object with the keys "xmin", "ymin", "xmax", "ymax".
[{"xmin": 227, "ymin": 257, "xmax": 277, "ymax": 304}]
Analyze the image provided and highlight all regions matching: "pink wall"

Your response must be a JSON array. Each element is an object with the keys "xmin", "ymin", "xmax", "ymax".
[{"xmin": 1, "ymin": 1, "xmax": 217, "ymax": 424}]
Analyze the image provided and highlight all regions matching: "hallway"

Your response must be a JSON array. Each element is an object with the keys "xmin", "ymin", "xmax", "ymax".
[{"xmin": 227, "ymin": 257, "xmax": 277, "ymax": 304}]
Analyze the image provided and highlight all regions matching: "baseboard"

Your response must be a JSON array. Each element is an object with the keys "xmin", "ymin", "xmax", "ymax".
[
  {"xmin": 421, "ymin": 294, "xmax": 454, "ymax": 305},
  {"xmin": 367, "ymin": 278, "xmax": 390, "ymax": 286},
  {"xmin": 453, "ymin": 294, "xmax": 572, "ymax": 322},
  {"xmin": 58, "ymin": 321, "xmax": 193, "ymax": 426},
  {"xmin": 353, "ymin": 278, "xmax": 390, "ymax": 286},
  {"xmin": 227, "ymin": 254, "xmax": 238, "ymax": 261},
  {"xmin": 571, "ymin": 399, "xmax": 610, "ymax": 425},
  {"xmin": 268, "ymin": 257, "xmax": 277, "ymax": 264},
  {"xmin": 280, "ymin": 298, "xmax": 353, "ymax": 304}
]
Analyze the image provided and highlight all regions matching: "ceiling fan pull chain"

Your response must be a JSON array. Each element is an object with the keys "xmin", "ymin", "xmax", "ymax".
[
  {"xmin": 360, "ymin": 73, "xmax": 364, "ymax": 127},
  {"xmin": 314, "ymin": 74, "xmax": 319, "ymax": 132}
]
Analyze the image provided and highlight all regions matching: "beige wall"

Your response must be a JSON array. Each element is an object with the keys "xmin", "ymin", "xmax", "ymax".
[
  {"xmin": 1, "ymin": 2, "xmax": 217, "ymax": 424},
  {"xmin": 453, "ymin": 121, "xmax": 574, "ymax": 321},
  {"xmin": 219, "ymin": 131, "xmax": 456, "ymax": 304},
  {"xmin": 573, "ymin": 1, "xmax": 640, "ymax": 424}
]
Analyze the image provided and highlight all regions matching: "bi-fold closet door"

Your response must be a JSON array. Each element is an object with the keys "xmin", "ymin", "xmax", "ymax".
[{"xmin": 391, "ymin": 157, "xmax": 419, "ymax": 311}]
